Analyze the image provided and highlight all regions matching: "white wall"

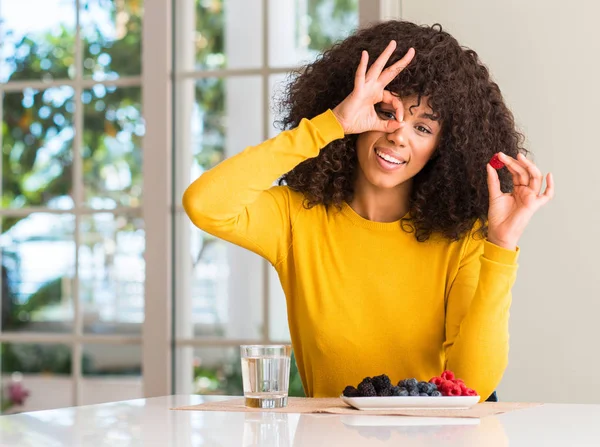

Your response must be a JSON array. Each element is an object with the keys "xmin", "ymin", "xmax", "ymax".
[{"xmin": 401, "ymin": 0, "xmax": 600, "ymax": 403}]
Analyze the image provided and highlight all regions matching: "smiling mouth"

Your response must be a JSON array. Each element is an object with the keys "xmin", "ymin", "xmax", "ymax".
[{"xmin": 374, "ymin": 148, "xmax": 406, "ymax": 165}]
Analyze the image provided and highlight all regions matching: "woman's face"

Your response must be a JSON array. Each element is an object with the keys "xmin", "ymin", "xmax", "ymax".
[{"xmin": 355, "ymin": 95, "xmax": 442, "ymax": 191}]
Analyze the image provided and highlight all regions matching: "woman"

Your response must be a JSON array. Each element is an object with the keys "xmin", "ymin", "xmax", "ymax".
[{"xmin": 182, "ymin": 20, "xmax": 554, "ymax": 401}]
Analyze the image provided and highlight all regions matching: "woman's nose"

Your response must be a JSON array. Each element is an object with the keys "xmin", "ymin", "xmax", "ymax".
[{"xmin": 386, "ymin": 121, "xmax": 407, "ymax": 146}]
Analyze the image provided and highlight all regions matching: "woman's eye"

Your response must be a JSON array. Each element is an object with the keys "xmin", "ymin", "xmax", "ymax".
[
  {"xmin": 416, "ymin": 125, "xmax": 431, "ymax": 134},
  {"xmin": 377, "ymin": 109, "xmax": 397, "ymax": 120}
]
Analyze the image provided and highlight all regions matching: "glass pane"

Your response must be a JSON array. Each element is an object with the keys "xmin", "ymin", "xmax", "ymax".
[
  {"xmin": 188, "ymin": 77, "xmax": 226, "ymax": 188},
  {"xmin": 82, "ymin": 344, "xmax": 142, "ymax": 376},
  {"xmin": 2, "ymin": 87, "xmax": 75, "ymax": 209},
  {"xmin": 80, "ymin": 0, "xmax": 143, "ymax": 80},
  {"xmin": 268, "ymin": 265, "xmax": 291, "ymax": 342},
  {"xmin": 80, "ymin": 214, "xmax": 144, "ymax": 333},
  {"xmin": 1, "ymin": 343, "xmax": 72, "ymax": 413},
  {"xmin": 176, "ymin": 76, "xmax": 262, "ymax": 198},
  {"xmin": 0, "ymin": 0, "xmax": 76, "ymax": 83},
  {"xmin": 269, "ymin": 73, "xmax": 293, "ymax": 138},
  {"xmin": 1, "ymin": 214, "xmax": 75, "ymax": 332},
  {"xmin": 268, "ymin": 0, "xmax": 358, "ymax": 67},
  {"xmin": 175, "ymin": 0, "xmax": 262, "ymax": 72},
  {"xmin": 82, "ymin": 86, "xmax": 143, "ymax": 209},
  {"xmin": 0, "ymin": 373, "xmax": 72, "ymax": 414},
  {"xmin": 1, "ymin": 343, "xmax": 72, "ymax": 375},
  {"xmin": 174, "ymin": 346, "xmax": 305, "ymax": 397},
  {"xmin": 174, "ymin": 346, "xmax": 241, "ymax": 395},
  {"xmin": 196, "ymin": 223, "xmax": 262, "ymax": 339}
]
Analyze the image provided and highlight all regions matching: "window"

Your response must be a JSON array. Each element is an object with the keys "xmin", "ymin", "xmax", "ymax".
[{"xmin": 0, "ymin": 0, "xmax": 144, "ymax": 411}]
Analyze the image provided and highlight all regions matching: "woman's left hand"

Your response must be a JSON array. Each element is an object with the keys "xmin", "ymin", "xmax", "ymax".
[{"xmin": 486, "ymin": 152, "xmax": 555, "ymax": 250}]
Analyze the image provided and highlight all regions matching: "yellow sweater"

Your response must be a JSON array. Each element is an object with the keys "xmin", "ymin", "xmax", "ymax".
[{"xmin": 182, "ymin": 110, "xmax": 519, "ymax": 401}]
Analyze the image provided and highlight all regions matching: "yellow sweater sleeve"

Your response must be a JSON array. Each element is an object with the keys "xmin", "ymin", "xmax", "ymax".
[
  {"xmin": 182, "ymin": 110, "xmax": 344, "ymax": 265},
  {"xmin": 443, "ymin": 232, "xmax": 519, "ymax": 401}
]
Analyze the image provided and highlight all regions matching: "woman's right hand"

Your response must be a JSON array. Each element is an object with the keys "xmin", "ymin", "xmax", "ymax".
[{"xmin": 332, "ymin": 41, "xmax": 415, "ymax": 135}]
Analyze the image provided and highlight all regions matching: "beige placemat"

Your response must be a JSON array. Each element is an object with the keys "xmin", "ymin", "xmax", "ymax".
[{"xmin": 172, "ymin": 397, "xmax": 541, "ymax": 419}]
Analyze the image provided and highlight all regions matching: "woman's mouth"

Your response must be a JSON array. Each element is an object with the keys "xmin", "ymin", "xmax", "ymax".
[{"xmin": 374, "ymin": 148, "xmax": 406, "ymax": 171}]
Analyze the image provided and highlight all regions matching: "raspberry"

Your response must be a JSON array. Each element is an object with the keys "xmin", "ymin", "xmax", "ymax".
[
  {"xmin": 465, "ymin": 389, "xmax": 478, "ymax": 397},
  {"xmin": 446, "ymin": 384, "xmax": 462, "ymax": 396},
  {"xmin": 440, "ymin": 380, "xmax": 454, "ymax": 391},
  {"xmin": 429, "ymin": 377, "xmax": 443, "ymax": 387},
  {"xmin": 489, "ymin": 153, "xmax": 505, "ymax": 169},
  {"xmin": 439, "ymin": 381, "xmax": 461, "ymax": 396},
  {"xmin": 441, "ymin": 370, "xmax": 455, "ymax": 381},
  {"xmin": 458, "ymin": 383, "xmax": 468, "ymax": 394}
]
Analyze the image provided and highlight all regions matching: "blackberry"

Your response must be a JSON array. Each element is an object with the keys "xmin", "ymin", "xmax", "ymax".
[
  {"xmin": 398, "ymin": 388, "xmax": 409, "ymax": 397},
  {"xmin": 357, "ymin": 381, "xmax": 377, "ymax": 397},
  {"xmin": 431, "ymin": 391, "xmax": 442, "ymax": 397},
  {"xmin": 371, "ymin": 374, "xmax": 392, "ymax": 394},
  {"xmin": 405, "ymin": 378, "xmax": 418, "ymax": 389},
  {"xmin": 343, "ymin": 386, "xmax": 361, "ymax": 397},
  {"xmin": 378, "ymin": 387, "xmax": 392, "ymax": 397},
  {"xmin": 409, "ymin": 389, "xmax": 419, "ymax": 397}
]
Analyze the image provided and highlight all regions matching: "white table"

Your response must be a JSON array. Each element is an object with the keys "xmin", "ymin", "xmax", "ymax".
[{"xmin": 1, "ymin": 395, "xmax": 600, "ymax": 446}]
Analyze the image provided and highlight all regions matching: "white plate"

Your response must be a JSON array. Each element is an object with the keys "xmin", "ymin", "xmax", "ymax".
[
  {"xmin": 340, "ymin": 415, "xmax": 480, "ymax": 427},
  {"xmin": 341, "ymin": 395, "xmax": 480, "ymax": 411}
]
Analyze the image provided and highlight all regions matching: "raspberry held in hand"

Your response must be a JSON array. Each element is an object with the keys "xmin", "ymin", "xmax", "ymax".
[{"xmin": 489, "ymin": 153, "xmax": 505, "ymax": 169}]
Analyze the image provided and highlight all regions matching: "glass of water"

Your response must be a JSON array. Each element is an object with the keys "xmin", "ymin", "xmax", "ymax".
[{"xmin": 240, "ymin": 344, "xmax": 292, "ymax": 408}]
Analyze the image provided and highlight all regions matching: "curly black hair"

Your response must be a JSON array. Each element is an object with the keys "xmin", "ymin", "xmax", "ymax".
[{"xmin": 276, "ymin": 20, "xmax": 526, "ymax": 242}]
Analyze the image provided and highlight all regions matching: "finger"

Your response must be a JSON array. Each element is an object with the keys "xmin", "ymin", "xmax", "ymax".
[
  {"xmin": 535, "ymin": 173, "xmax": 555, "ymax": 208},
  {"xmin": 354, "ymin": 50, "xmax": 368, "ymax": 90},
  {"xmin": 379, "ymin": 47, "xmax": 415, "ymax": 86},
  {"xmin": 366, "ymin": 40, "xmax": 397, "ymax": 82},
  {"xmin": 517, "ymin": 153, "xmax": 543, "ymax": 194},
  {"xmin": 498, "ymin": 152, "xmax": 530, "ymax": 187},
  {"xmin": 486, "ymin": 164, "xmax": 503, "ymax": 201},
  {"xmin": 382, "ymin": 90, "xmax": 405, "ymax": 122},
  {"xmin": 372, "ymin": 117, "xmax": 400, "ymax": 133},
  {"xmin": 383, "ymin": 119, "xmax": 401, "ymax": 133},
  {"xmin": 541, "ymin": 172, "xmax": 555, "ymax": 199}
]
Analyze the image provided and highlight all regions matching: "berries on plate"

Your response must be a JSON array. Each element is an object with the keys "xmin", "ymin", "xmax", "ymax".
[{"xmin": 342, "ymin": 370, "xmax": 478, "ymax": 398}]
